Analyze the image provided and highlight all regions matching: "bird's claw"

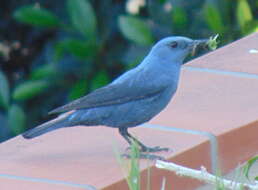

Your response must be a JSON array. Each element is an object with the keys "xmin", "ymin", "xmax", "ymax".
[
  {"xmin": 126, "ymin": 145, "xmax": 169, "ymax": 153},
  {"xmin": 140, "ymin": 146, "xmax": 169, "ymax": 153},
  {"xmin": 121, "ymin": 153, "xmax": 166, "ymax": 161}
]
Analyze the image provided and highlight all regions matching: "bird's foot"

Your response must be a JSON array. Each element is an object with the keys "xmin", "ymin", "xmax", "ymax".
[
  {"xmin": 122, "ymin": 153, "xmax": 166, "ymax": 161},
  {"xmin": 140, "ymin": 146, "xmax": 169, "ymax": 153},
  {"xmin": 125, "ymin": 145, "xmax": 169, "ymax": 153}
]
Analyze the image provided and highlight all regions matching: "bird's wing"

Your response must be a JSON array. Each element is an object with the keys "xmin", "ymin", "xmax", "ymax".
[{"xmin": 49, "ymin": 79, "xmax": 168, "ymax": 114}]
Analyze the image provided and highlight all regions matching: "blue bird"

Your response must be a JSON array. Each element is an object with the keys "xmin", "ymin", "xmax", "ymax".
[{"xmin": 22, "ymin": 36, "xmax": 208, "ymax": 152}]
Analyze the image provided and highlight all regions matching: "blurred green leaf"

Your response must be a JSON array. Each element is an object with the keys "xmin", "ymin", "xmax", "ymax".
[
  {"xmin": 244, "ymin": 20, "xmax": 258, "ymax": 34},
  {"xmin": 8, "ymin": 104, "xmax": 26, "ymax": 135},
  {"xmin": 237, "ymin": 0, "xmax": 253, "ymax": 33},
  {"xmin": 13, "ymin": 80, "xmax": 49, "ymax": 101},
  {"xmin": 171, "ymin": 7, "xmax": 188, "ymax": 30},
  {"xmin": 203, "ymin": 3, "xmax": 224, "ymax": 33},
  {"xmin": 159, "ymin": 0, "xmax": 166, "ymax": 4},
  {"xmin": 68, "ymin": 79, "xmax": 88, "ymax": 100},
  {"xmin": 67, "ymin": 0, "xmax": 97, "ymax": 39},
  {"xmin": 91, "ymin": 70, "xmax": 109, "ymax": 90},
  {"xmin": 127, "ymin": 140, "xmax": 140, "ymax": 190},
  {"xmin": 54, "ymin": 39, "xmax": 97, "ymax": 61},
  {"xmin": 30, "ymin": 64, "xmax": 56, "ymax": 80},
  {"xmin": 115, "ymin": 139, "xmax": 141, "ymax": 190},
  {"xmin": 115, "ymin": 138, "xmax": 141, "ymax": 190},
  {"xmin": 207, "ymin": 34, "xmax": 219, "ymax": 50},
  {"xmin": 13, "ymin": 5, "xmax": 60, "ymax": 28},
  {"xmin": 119, "ymin": 16, "xmax": 154, "ymax": 46},
  {"xmin": 243, "ymin": 156, "xmax": 258, "ymax": 180},
  {"xmin": 0, "ymin": 70, "xmax": 9, "ymax": 109}
]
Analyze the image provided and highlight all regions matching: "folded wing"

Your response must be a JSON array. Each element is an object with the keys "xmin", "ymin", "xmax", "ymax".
[{"xmin": 49, "ymin": 80, "xmax": 167, "ymax": 114}]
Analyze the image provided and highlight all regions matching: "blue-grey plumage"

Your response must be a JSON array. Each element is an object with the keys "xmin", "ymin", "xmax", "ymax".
[{"xmin": 22, "ymin": 36, "xmax": 208, "ymax": 152}]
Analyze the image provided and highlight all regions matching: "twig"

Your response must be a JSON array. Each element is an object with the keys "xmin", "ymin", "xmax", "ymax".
[{"xmin": 155, "ymin": 160, "xmax": 258, "ymax": 190}]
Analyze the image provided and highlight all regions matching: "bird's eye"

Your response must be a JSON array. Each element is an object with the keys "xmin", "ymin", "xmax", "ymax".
[{"xmin": 170, "ymin": 41, "xmax": 178, "ymax": 48}]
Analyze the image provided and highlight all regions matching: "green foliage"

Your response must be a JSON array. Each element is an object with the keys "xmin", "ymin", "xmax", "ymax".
[
  {"xmin": 203, "ymin": 2, "xmax": 224, "ymax": 34},
  {"xmin": 30, "ymin": 64, "xmax": 56, "ymax": 80},
  {"xmin": 236, "ymin": 0, "xmax": 254, "ymax": 34},
  {"xmin": 54, "ymin": 39, "xmax": 97, "ymax": 61},
  {"xmin": 67, "ymin": 0, "xmax": 97, "ymax": 39},
  {"xmin": 119, "ymin": 16, "xmax": 154, "ymax": 46},
  {"xmin": 13, "ymin": 4, "xmax": 60, "ymax": 28},
  {"xmin": 68, "ymin": 79, "xmax": 88, "ymax": 100},
  {"xmin": 8, "ymin": 104, "xmax": 26, "ymax": 135},
  {"xmin": 243, "ymin": 155, "xmax": 258, "ymax": 180},
  {"xmin": 207, "ymin": 34, "xmax": 219, "ymax": 50},
  {"xmin": 171, "ymin": 7, "xmax": 188, "ymax": 30},
  {"xmin": 116, "ymin": 140, "xmax": 167, "ymax": 190},
  {"xmin": 116, "ymin": 140, "xmax": 141, "ymax": 190},
  {"xmin": 127, "ymin": 140, "xmax": 141, "ymax": 190},
  {"xmin": 214, "ymin": 178, "xmax": 226, "ymax": 190},
  {"xmin": 13, "ymin": 80, "xmax": 49, "ymax": 101},
  {"xmin": 91, "ymin": 70, "xmax": 110, "ymax": 90},
  {"xmin": 0, "ymin": 70, "xmax": 9, "ymax": 109}
]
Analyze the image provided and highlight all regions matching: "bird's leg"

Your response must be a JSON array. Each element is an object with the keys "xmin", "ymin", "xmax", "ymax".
[
  {"xmin": 118, "ymin": 127, "xmax": 132, "ymax": 146},
  {"xmin": 119, "ymin": 128, "xmax": 169, "ymax": 153},
  {"xmin": 126, "ymin": 131, "xmax": 169, "ymax": 152}
]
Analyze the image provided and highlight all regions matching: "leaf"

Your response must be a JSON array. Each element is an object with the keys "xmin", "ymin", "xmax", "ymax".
[
  {"xmin": 13, "ymin": 4, "xmax": 60, "ymax": 28},
  {"xmin": 127, "ymin": 140, "xmax": 140, "ymax": 190},
  {"xmin": 242, "ymin": 20, "xmax": 258, "ymax": 34},
  {"xmin": 171, "ymin": 7, "xmax": 188, "ymax": 30},
  {"xmin": 54, "ymin": 39, "xmax": 97, "ymax": 61},
  {"xmin": 13, "ymin": 80, "xmax": 49, "ymax": 101},
  {"xmin": 243, "ymin": 156, "xmax": 258, "ymax": 180},
  {"xmin": 8, "ymin": 104, "xmax": 26, "ymax": 135},
  {"xmin": 237, "ymin": 0, "xmax": 253, "ymax": 33},
  {"xmin": 119, "ymin": 16, "xmax": 154, "ymax": 46},
  {"xmin": 207, "ymin": 34, "xmax": 219, "ymax": 50},
  {"xmin": 114, "ymin": 138, "xmax": 141, "ymax": 190},
  {"xmin": 0, "ymin": 70, "xmax": 9, "ymax": 109},
  {"xmin": 67, "ymin": 0, "xmax": 97, "ymax": 38},
  {"xmin": 68, "ymin": 79, "xmax": 88, "ymax": 100},
  {"xmin": 159, "ymin": 0, "xmax": 166, "ymax": 3},
  {"xmin": 203, "ymin": 3, "xmax": 224, "ymax": 33},
  {"xmin": 30, "ymin": 64, "xmax": 56, "ymax": 80},
  {"xmin": 91, "ymin": 70, "xmax": 109, "ymax": 90}
]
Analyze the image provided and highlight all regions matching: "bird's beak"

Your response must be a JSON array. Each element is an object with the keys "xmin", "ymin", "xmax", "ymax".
[{"xmin": 191, "ymin": 39, "xmax": 209, "ymax": 56}]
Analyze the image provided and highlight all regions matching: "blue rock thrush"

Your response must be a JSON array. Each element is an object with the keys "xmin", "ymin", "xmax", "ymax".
[{"xmin": 22, "ymin": 36, "xmax": 208, "ymax": 152}]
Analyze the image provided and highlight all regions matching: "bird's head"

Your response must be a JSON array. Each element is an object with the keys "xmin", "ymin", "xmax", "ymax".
[{"xmin": 150, "ymin": 36, "xmax": 208, "ymax": 64}]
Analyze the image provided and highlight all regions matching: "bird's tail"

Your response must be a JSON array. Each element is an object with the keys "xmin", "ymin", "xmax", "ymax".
[{"xmin": 22, "ymin": 113, "xmax": 72, "ymax": 139}]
